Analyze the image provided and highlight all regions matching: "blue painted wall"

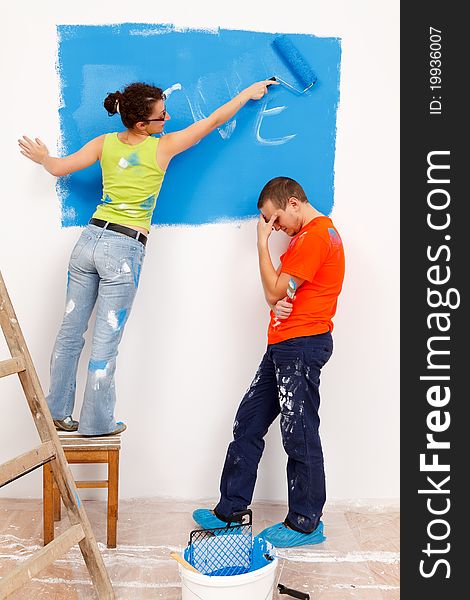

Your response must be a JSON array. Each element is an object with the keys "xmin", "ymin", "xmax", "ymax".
[{"xmin": 56, "ymin": 24, "xmax": 341, "ymax": 226}]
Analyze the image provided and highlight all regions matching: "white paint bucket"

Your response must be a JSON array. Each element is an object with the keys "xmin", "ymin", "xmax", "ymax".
[
  {"xmin": 179, "ymin": 558, "xmax": 278, "ymax": 600},
  {"xmin": 179, "ymin": 539, "xmax": 278, "ymax": 600}
]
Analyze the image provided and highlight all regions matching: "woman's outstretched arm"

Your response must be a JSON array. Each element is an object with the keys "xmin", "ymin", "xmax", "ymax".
[
  {"xmin": 18, "ymin": 134, "xmax": 105, "ymax": 176},
  {"xmin": 157, "ymin": 80, "xmax": 278, "ymax": 168}
]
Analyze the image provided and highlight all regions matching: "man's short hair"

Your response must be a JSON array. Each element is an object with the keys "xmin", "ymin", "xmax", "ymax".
[{"xmin": 257, "ymin": 177, "xmax": 308, "ymax": 210}]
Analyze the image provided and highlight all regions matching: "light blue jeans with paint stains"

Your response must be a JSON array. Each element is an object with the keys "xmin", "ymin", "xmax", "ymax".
[{"xmin": 47, "ymin": 224, "xmax": 145, "ymax": 435}]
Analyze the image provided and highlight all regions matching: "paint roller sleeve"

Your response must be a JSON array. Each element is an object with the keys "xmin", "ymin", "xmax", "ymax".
[{"xmin": 272, "ymin": 35, "xmax": 317, "ymax": 91}]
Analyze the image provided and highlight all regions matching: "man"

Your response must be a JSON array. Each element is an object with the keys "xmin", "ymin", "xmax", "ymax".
[{"xmin": 193, "ymin": 176, "xmax": 345, "ymax": 547}]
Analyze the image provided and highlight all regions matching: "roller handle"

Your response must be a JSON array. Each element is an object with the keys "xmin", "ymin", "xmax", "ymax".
[
  {"xmin": 170, "ymin": 551, "xmax": 200, "ymax": 573},
  {"xmin": 278, "ymin": 583, "xmax": 310, "ymax": 600}
]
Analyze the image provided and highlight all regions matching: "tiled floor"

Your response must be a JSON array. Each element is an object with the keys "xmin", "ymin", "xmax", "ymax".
[{"xmin": 0, "ymin": 498, "xmax": 399, "ymax": 599}]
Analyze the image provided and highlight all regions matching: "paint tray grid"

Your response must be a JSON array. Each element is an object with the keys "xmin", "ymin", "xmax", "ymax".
[{"xmin": 188, "ymin": 521, "xmax": 253, "ymax": 576}]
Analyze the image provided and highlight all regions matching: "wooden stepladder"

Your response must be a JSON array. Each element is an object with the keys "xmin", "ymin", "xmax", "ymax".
[{"xmin": 0, "ymin": 270, "xmax": 114, "ymax": 599}]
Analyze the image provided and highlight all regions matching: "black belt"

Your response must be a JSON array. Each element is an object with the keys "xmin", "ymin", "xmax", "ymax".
[{"xmin": 89, "ymin": 218, "xmax": 148, "ymax": 247}]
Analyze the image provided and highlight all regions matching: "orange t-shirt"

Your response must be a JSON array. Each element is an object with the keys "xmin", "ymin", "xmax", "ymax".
[{"xmin": 268, "ymin": 216, "xmax": 345, "ymax": 345}]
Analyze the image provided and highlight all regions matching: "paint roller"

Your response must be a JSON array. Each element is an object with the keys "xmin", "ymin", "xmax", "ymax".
[{"xmin": 270, "ymin": 34, "xmax": 317, "ymax": 94}]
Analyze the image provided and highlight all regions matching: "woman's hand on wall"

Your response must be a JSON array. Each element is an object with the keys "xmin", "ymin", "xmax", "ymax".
[
  {"xmin": 18, "ymin": 136, "xmax": 49, "ymax": 165},
  {"xmin": 18, "ymin": 135, "xmax": 104, "ymax": 177}
]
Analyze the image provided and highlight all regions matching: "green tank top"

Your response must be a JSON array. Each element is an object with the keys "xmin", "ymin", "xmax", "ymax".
[{"xmin": 92, "ymin": 133, "xmax": 165, "ymax": 231}]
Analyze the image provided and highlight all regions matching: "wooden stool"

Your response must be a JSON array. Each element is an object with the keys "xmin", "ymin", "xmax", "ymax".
[{"xmin": 43, "ymin": 432, "xmax": 122, "ymax": 548}]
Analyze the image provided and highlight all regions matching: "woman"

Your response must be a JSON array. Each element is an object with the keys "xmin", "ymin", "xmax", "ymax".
[{"xmin": 18, "ymin": 79, "xmax": 276, "ymax": 436}]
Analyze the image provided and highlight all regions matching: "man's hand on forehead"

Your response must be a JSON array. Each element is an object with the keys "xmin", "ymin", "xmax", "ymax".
[{"xmin": 261, "ymin": 212, "xmax": 278, "ymax": 224}]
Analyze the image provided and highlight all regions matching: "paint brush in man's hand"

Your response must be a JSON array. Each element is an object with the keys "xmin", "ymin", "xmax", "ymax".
[
  {"xmin": 273, "ymin": 278, "xmax": 297, "ymax": 328},
  {"xmin": 286, "ymin": 278, "xmax": 297, "ymax": 301}
]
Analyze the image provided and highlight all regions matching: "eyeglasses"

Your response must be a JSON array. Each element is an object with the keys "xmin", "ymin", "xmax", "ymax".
[{"xmin": 146, "ymin": 109, "xmax": 167, "ymax": 122}]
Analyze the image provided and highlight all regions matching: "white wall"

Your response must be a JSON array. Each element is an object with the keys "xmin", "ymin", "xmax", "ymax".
[{"xmin": 0, "ymin": 0, "xmax": 399, "ymax": 503}]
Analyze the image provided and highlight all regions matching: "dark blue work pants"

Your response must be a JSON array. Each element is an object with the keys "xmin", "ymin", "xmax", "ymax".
[{"xmin": 215, "ymin": 332, "xmax": 333, "ymax": 534}]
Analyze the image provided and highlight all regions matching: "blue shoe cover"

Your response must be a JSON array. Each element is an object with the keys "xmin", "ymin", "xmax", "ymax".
[
  {"xmin": 192, "ymin": 509, "xmax": 240, "ymax": 532},
  {"xmin": 257, "ymin": 520, "xmax": 326, "ymax": 548}
]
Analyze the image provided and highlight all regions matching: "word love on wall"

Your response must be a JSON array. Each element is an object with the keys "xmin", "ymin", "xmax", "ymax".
[{"xmin": 56, "ymin": 24, "xmax": 341, "ymax": 226}]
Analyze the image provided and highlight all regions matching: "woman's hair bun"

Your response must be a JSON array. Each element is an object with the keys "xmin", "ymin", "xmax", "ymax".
[
  {"xmin": 103, "ymin": 83, "xmax": 164, "ymax": 127},
  {"xmin": 104, "ymin": 91, "xmax": 121, "ymax": 116}
]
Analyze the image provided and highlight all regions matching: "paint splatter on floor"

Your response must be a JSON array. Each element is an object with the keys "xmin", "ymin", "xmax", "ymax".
[{"xmin": 0, "ymin": 498, "xmax": 399, "ymax": 599}]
